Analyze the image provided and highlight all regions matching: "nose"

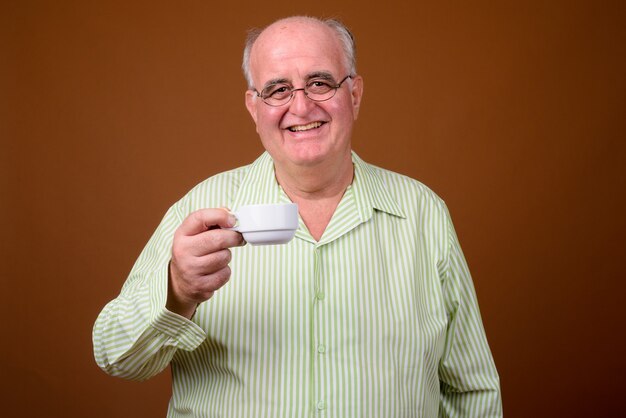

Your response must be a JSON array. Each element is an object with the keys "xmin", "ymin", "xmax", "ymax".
[{"xmin": 288, "ymin": 88, "xmax": 315, "ymax": 115}]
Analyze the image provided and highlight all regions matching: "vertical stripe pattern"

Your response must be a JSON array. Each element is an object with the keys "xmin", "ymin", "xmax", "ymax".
[{"xmin": 93, "ymin": 152, "xmax": 502, "ymax": 417}]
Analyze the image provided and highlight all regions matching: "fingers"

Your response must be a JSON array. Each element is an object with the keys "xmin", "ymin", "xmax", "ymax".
[
  {"xmin": 167, "ymin": 208, "xmax": 246, "ymax": 317},
  {"xmin": 174, "ymin": 248, "xmax": 233, "ymax": 279},
  {"xmin": 175, "ymin": 228, "xmax": 245, "ymax": 258},
  {"xmin": 177, "ymin": 265, "xmax": 232, "ymax": 302},
  {"xmin": 174, "ymin": 208, "xmax": 245, "ymax": 256},
  {"xmin": 176, "ymin": 208, "xmax": 237, "ymax": 237}
]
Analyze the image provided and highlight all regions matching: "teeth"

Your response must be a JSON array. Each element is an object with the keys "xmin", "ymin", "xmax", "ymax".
[{"xmin": 289, "ymin": 122, "xmax": 323, "ymax": 132}]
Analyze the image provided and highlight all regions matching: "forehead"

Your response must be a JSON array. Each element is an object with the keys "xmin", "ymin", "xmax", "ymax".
[{"xmin": 249, "ymin": 20, "xmax": 345, "ymax": 85}]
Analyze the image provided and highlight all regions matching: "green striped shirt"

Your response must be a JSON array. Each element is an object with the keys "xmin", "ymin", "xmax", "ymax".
[{"xmin": 93, "ymin": 151, "xmax": 502, "ymax": 417}]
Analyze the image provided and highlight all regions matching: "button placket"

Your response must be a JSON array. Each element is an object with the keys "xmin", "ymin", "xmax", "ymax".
[{"xmin": 312, "ymin": 246, "xmax": 328, "ymax": 414}]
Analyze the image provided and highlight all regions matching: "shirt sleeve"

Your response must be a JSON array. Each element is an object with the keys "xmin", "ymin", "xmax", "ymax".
[
  {"xmin": 437, "ymin": 205, "xmax": 503, "ymax": 417},
  {"xmin": 92, "ymin": 203, "xmax": 207, "ymax": 381}
]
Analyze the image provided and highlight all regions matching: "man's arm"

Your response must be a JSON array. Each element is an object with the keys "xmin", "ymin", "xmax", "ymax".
[
  {"xmin": 438, "ymin": 207, "xmax": 502, "ymax": 417},
  {"xmin": 92, "ymin": 206, "xmax": 244, "ymax": 381}
]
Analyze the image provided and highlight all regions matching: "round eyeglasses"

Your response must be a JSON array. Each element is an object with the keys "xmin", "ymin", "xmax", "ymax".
[{"xmin": 255, "ymin": 75, "xmax": 353, "ymax": 107}]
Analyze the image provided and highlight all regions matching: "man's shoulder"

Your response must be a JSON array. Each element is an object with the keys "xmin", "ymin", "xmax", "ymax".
[
  {"xmin": 359, "ymin": 159, "xmax": 445, "ymax": 209},
  {"xmin": 177, "ymin": 161, "xmax": 257, "ymax": 210},
  {"xmin": 194, "ymin": 163, "xmax": 249, "ymax": 188}
]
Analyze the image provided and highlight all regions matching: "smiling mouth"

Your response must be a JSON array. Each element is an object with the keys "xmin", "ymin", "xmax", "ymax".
[{"xmin": 287, "ymin": 121, "xmax": 325, "ymax": 132}]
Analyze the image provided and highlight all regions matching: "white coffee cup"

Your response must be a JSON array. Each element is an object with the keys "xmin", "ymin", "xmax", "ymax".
[{"xmin": 227, "ymin": 203, "xmax": 298, "ymax": 245}]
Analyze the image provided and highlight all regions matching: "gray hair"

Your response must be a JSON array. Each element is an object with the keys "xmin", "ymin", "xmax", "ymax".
[{"xmin": 242, "ymin": 16, "xmax": 357, "ymax": 89}]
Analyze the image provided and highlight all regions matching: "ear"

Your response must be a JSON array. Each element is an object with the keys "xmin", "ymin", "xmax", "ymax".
[
  {"xmin": 245, "ymin": 90, "xmax": 258, "ymax": 125},
  {"xmin": 350, "ymin": 75, "xmax": 364, "ymax": 119}
]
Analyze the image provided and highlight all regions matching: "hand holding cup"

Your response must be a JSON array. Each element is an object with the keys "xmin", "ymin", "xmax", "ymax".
[{"xmin": 168, "ymin": 208, "xmax": 246, "ymax": 318}]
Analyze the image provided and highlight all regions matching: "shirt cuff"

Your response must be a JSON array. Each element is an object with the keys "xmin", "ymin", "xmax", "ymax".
[{"xmin": 149, "ymin": 308, "xmax": 207, "ymax": 351}]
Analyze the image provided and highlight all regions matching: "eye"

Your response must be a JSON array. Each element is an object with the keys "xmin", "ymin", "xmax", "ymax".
[
  {"xmin": 307, "ymin": 80, "xmax": 333, "ymax": 94},
  {"xmin": 263, "ymin": 84, "xmax": 291, "ymax": 99}
]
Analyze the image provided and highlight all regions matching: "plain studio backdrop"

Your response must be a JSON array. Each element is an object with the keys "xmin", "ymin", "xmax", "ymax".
[{"xmin": 1, "ymin": 1, "xmax": 624, "ymax": 417}]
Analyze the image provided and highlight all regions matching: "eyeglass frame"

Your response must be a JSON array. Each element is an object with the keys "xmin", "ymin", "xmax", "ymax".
[{"xmin": 254, "ymin": 74, "xmax": 353, "ymax": 107}]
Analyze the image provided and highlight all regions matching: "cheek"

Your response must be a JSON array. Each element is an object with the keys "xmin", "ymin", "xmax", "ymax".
[
  {"xmin": 328, "ymin": 103, "xmax": 355, "ymax": 125},
  {"xmin": 254, "ymin": 111, "xmax": 288, "ymax": 144},
  {"xmin": 256, "ymin": 108, "xmax": 284, "ymax": 131},
  {"xmin": 328, "ymin": 94, "xmax": 356, "ymax": 117}
]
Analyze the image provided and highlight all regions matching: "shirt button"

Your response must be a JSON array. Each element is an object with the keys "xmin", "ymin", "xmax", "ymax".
[
  {"xmin": 317, "ymin": 344, "xmax": 326, "ymax": 354},
  {"xmin": 316, "ymin": 400, "xmax": 326, "ymax": 410},
  {"xmin": 316, "ymin": 292, "xmax": 325, "ymax": 300}
]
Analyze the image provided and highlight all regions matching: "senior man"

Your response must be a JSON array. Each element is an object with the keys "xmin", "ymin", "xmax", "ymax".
[{"xmin": 94, "ymin": 16, "xmax": 502, "ymax": 417}]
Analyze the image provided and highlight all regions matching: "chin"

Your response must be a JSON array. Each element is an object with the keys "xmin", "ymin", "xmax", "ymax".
[
  {"xmin": 286, "ymin": 146, "xmax": 333, "ymax": 167},
  {"xmin": 263, "ymin": 135, "xmax": 349, "ymax": 169}
]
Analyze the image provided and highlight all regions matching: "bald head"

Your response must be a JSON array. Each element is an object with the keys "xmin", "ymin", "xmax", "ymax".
[{"xmin": 242, "ymin": 16, "xmax": 356, "ymax": 89}]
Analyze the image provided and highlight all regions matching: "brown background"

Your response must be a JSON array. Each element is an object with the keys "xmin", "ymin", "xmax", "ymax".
[{"xmin": 2, "ymin": 0, "xmax": 625, "ymax": 417}]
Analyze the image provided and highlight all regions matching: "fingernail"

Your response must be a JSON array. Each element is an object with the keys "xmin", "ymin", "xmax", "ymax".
[{"xmin": 220, "ymin": 207, "xmax": 237, "ymax": 227}]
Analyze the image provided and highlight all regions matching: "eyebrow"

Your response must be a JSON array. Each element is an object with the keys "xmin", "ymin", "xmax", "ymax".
[
  {"xmin": 306, "ymin": 71, "xmax": 335, "ymax": 82},
  {"xmin": 260, "ymin": 71, "xmax": 337, "ymax": 90},
  {"xmin": 261, "ymin": 78, "xmax": 290, "ymax": 90}
]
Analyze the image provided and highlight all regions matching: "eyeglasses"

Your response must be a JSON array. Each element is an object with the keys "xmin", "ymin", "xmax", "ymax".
[{"xmin": 255, "ymin": 74, "xmax": 353, "ymax": 107}]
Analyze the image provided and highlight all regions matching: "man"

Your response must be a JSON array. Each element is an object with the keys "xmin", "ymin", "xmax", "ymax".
[{"xmin": 94, "ymin": 16, "xmax": 502, "ymax": 417}]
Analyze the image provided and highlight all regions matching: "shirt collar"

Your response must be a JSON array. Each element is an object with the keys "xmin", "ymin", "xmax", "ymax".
[
  {"xmin": 230, "ymin": 152, "xmax": 281, "ymax": 210},
  {"xmin": 350, "ymin": 152, "xmax": 406, "ymax": 221},
  {"xmin": 230, "ymin": 151, "xmax": 406, "ymax": 221}
]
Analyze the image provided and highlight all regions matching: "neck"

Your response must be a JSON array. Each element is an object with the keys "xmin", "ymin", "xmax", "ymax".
[
  {"xmin": 274, "ymin": 152, "xmax": 354, "ymax": 241},
  {"xmin": 274, "ymin": 152, "xmax": 354, "ymax": 201}
]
